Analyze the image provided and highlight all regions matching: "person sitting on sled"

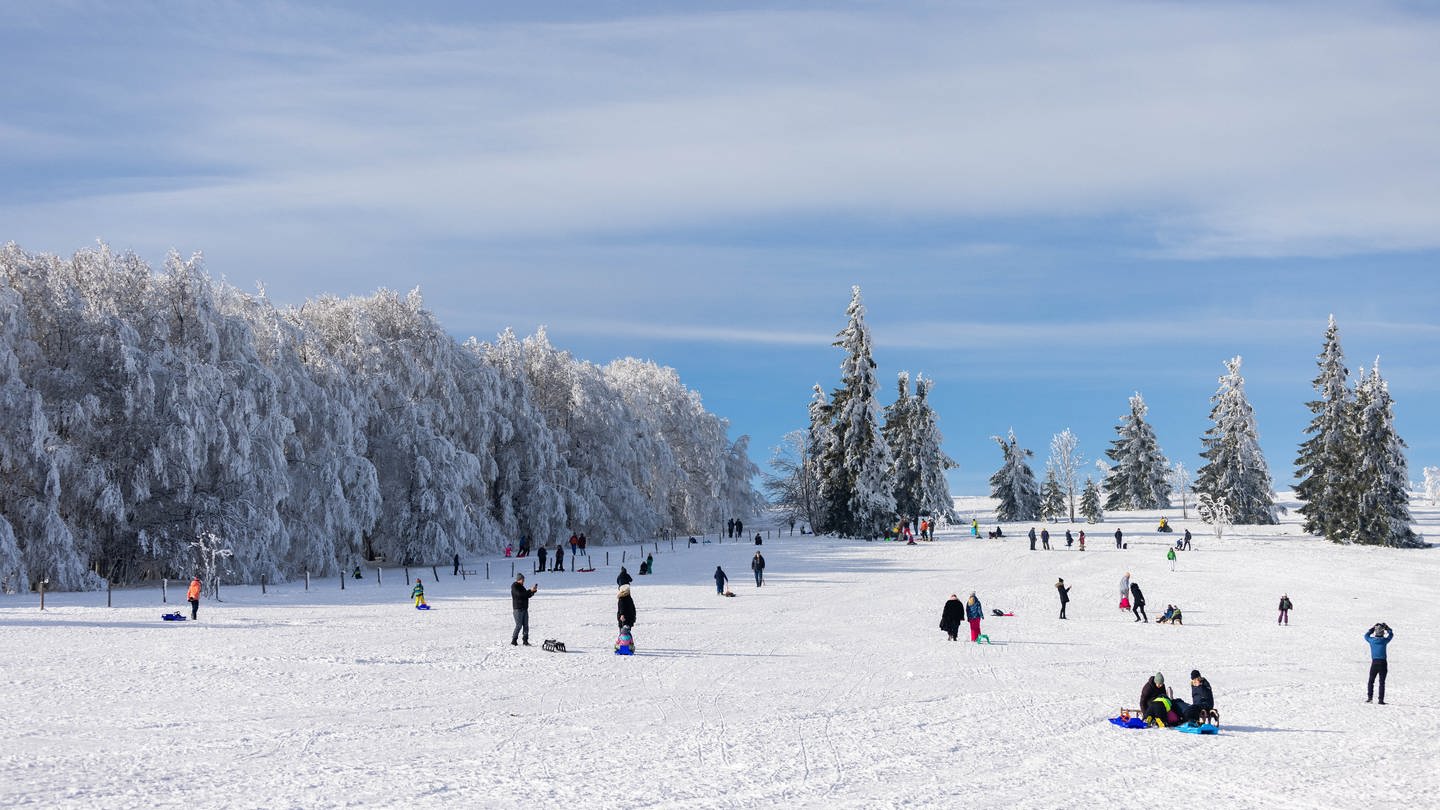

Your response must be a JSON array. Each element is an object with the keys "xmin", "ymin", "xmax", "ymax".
[
  {"xmin": 411, "ymin": 578, "xmax": 427, "ymax": 608},
  {"xmin": 615, "ymin": 624, "xmax": 635, "ymax": 655},
  {"xmin": 1157, "ymin": 605, "xmax": 1184, "ymax": 625}
]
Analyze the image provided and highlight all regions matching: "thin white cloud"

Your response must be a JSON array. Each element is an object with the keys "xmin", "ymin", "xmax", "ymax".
[{"xmin": 4, "ymin": 1, "xmax": 1440, "ymax": 260}]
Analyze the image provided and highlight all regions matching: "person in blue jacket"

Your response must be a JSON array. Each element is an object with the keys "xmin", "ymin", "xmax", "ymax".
[
  {"xmin": 965, "ymin": 592, "xmax": 988, "ymax": 642},
  {"xmin": 1365, "ymin": 623, "xmax": 1393, "ymax": 704}
]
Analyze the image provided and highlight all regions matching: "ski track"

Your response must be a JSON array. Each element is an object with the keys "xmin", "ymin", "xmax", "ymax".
[{"xmin": 2, "ymin": 505, "xmax": 1440, "ymax": 808}]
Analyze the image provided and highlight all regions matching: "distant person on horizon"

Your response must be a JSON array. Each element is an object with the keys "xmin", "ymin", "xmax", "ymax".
[
  {"xmin": 1041, "ymin": 528, "xmax": 1051, "ymax": 550},
  {"xmin": 1029, "ymin": 527, "xmax": 1038, "ymax": 551},
  {"xmin": 1182, "ymin": 529, "xmax": 1192, "ymax": 550},
  {"xmin": 554, "ymin": 542, "xmax": 564, "ymax": 572},
  {"xmin": 1078, "ymin": 530, "xmax": 1086, "ymax": 551},
  {"xmin": 1115, "ymin": 528, "xmax": 1124, "ymax": 549},
  {"xmin": 1065, "ymin": 529, "xmax": 1074, "ymax": 548}
]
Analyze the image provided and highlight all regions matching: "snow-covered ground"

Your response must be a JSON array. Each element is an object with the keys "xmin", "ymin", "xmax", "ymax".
[{"xmin": 3, "ymin": 498, "xmax": 1438, "ymax": 809}]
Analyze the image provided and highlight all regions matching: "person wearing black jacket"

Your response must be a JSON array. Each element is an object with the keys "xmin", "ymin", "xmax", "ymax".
[
  {"xmin": 617, "ymin": 583, "xmax": 636, "ymax": 630},
  {"xmin": 1130, "ymin": 581, "xmax": 1148, "ymax": 622},
  {"xmin": 1115, "ymin": 528, "xmax": 1124, "ymax": 549},
  {"xmin": 616, "ymin": 567, "xmax": 633, "ymax": 588},
  {"xmin": 510, "ymin": 574, "xmax": 539, "ymax": 646},
  {"xmin": 1056, "ymin": 578, "xmax": 1071, "ymax": 619},
  {"xmin": 939, "ymin": 594, "xmax": 964, "ymax": 641},
  {"xmin": 751, "ymin": 551, "xmax": 766, "ymax": 587},
  {"xmin": 1139, "ymin": 672, "xmax": 1166, "ymax": 711},
  {"xmin": 1183, "ymin": 670, "xmax": 1215, "ymax": 722}
]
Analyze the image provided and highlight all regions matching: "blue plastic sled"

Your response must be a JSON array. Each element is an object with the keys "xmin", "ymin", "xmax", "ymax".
[
  {"xmin": 161, "ymin": 613, "xmax": 186, "ymax": 621},
  {"xmin": 614, "ymin": 647, "xmax": 634, "ymax": 655},
  {"xmin": 416, "ymin": 604, "xmax": 432, "ymax": 610},
  {"xmin": 1175, "ymin": 722, "xmax": 1219, "ymax": 735},
  {"xmin": 1110, "ymin": 716, "xmax": 1148, "ymax": 729}
]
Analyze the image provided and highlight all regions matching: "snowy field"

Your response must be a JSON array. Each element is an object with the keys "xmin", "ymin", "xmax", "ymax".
[{"xmin": 2, "ymin": 497, "xmax": 1438, "ymax": 809}]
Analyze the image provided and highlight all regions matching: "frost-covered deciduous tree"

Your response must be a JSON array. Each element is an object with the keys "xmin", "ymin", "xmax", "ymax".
[
  {"xmin": 989, "ymin": 430, "xmax": 1040, "ymax": 522},
  {"xmin": 764, "ymin": 430, "xmax": 819, "ymax": 530},
  {"xmin": 1079, "ymin": 477, "xmax": 1104, "ymax": 524},
  {"xmin": 1167, "ymin": 463, "xmax": 1192, "ymax": 520},
  {"xmin": 1103, "ymin": 394, "xmax": 1171, "ymax": 511},
  {"xmin": 1194, "ymin": 357, "xmax": 1277, "ymax": 525},
  {"xmin": 1424, "ymin": 466, "xmax": 1440, "ymax": 506},
  {"xmin": 1295, "ymin": 316, "xmax": 1356, "ymax": 541},
  {"xmin": 816, "ymin": 287, "xmax": 896, "ymax": 538},
  {"xmin": 1047, "ymin": 429, "xmax": 1083, "ymax": 523},
  {"xmin": 1352, "ymin": 360, "xmax": 1419, "ymax": 548},
  {"xmin": 0, "ymin": 243, "xmax": 760, "ymax": 590},
  {"xmin": 1196, "ymin": 493, "xmax": 1232, "ymax": 540}
]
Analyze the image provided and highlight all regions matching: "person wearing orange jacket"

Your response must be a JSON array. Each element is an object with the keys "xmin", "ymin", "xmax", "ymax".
[{"xmin": 187, "ymin": 577, "xmax": 202, "ymax": 620}]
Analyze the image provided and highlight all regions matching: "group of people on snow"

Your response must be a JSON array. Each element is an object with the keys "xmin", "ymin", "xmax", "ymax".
[{"xmin": 1138, "ymin": 670, "xmax": 1215, "ymax": 727}]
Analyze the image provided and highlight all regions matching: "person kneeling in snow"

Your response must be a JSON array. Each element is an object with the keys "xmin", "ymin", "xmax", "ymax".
[{"xmin": 615, "ymin": 625, "xmax": 635, "ymax": 655}]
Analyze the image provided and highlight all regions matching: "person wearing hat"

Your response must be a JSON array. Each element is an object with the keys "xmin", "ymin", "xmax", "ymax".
[
  {"xmin": 411, "ymin": 578, "xmax": 427, "ymax": 608},
  {"xmin": 1056, "ymin": 578, "xmax": 1071, "ymax": 619},
  {"xmin": 617, "ymin": 583, "xmax": 637, "ymax": 631},
  {"xmin": 714, "ymin": 566, "xmax": 729, "ymax": 595},
  {"xmin": 1139, "ymin": 672, "xmax": 1166, "ymax": 712},
  {"xmin": 1277, "ymin": 594, "xmax": 1293, "ymax": 625},
  {"xmin": 965, "ymin": 592, "xmax": 986, "ymax": 642},
  {"xmin": 510, "ymin": 574, "xmax": 539, "ymax": 646},
  {"xmin": 1184, "ymin": 670, "xmax": 1215, "ymax": 723}
]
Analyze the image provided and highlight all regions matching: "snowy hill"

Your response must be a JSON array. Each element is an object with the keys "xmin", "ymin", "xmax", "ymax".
[{"xmin": 2, "ymin": 500, "xmax": 1437, "ymax": 808}]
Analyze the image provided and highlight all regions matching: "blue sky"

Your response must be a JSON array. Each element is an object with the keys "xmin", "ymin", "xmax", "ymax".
[{"xmin": 4, "ymin": 1, "xmax": 1439, "ymax": 494}]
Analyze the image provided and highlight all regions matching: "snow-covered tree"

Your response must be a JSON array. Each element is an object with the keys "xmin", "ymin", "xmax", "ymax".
[
  {"xmin": 1424, "ymin": 466, "xmax": 1440, "ymax": 506},
  {"xmin": 1196, "ymin": 493, "xmax": 1232, "ymax": 541},
  {"xmin": 815, "ymin": 287, "xmax": 896, "ymax": 537},
  {"xmin": 1194, "ymin": 356, "xmax": 1277, "ymax": 525},
  {"xmin": 1040, "ymin": 465, "xmax": 1066, "ymax": 523},
  {"xmin": 1167, "ymin": 463, "xmax": 1192, "ymax": 520},
  {"xmin": 1352, "ymin": 360, "xmax": 1419, "ymax": 547},
  {"xmin": 885, "ymin": 373, "xmax": 956, "ymax": 525},
  {"xmin": 1047, "ymin": 429, "xmax": 1083, "ymax": 523},
  {"xmin": 989, "ymin": 430, "xmax": 1040, "ymax": 522},
  {"xmin": 1103, "ymin": 393, "xmax": 1171, "ymax": 511},
  {"xmin": 1294, "ymin": 315, "xmax": 1356, "ymax": 541},
  {"xmin": 1079, "ymin": 477, "xmax": 1104, "ymax": 524}
]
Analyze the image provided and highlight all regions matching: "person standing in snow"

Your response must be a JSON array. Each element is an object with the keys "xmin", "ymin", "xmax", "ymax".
[
  {"xmin": 1166, "ymin": 546, "xmax": 1177, "ymax": 571},
  {"xmin": 1365, "ymin": 623, "xmax": 1393, "ymax": 704},
  {"xmin": 1277, "ymin": 594, "xmax": 1293, "ymax": 625},
  {"xmin": 714, "ymin": 566, "xmax": 729, "ymax": 595},
  {"xmin": 616, "ymin": 566, "xmax": 633, "ymax": 588},
  {"xmin": 965, "ymin": 592, "xmax": 986, "ymax": 642},
  {"xmin": 1119, "ymin": 572, "xmax": 1131, "ymax": 610},
  {"xmin": 453, "ymin": 553, "xmax": 460, "ymax": 576},
  {"xmin": 940, "ymin": 594, "xmax": 964, "ymax": 641},
  {"xmin": 510, "ymin": 574, "xmax": 539, "ymax": 646},
  {"xmin": 1041, "ymin": 528, "xmax": 1051, "ymax": 550},
  {"xmin": 187, "ymin": 576, "xmax": 202, "ymax": 620},
  {"xmin": 1065, "ymin": 529, "xmax": 1074, "ymax": 548},
  {"xmin": 1078, "ymin": 530, "xmax": 1086, "ymax": 551},
  {"xmin": 971, "ymin": 518, "xmax": 979, "ymax": 537},
  {"xmin": 735, "ymin": 518, "xmax": 744, "ymax": 539},
  {"xmin": 554, "ymin": 542, "xmax": 566, "ymax": 572},
  {"xmin": 1182, "ymin": 528, "xmax": 1192, "ymax": 550},
  {"xmin": 751, "ymin": 551, "xmax": 766, "ymax": 587},
  {"xmin": 1056, "ymin": 578, "xmax": 1071, "ymax": 619},
  {"xmin": 617, "ymin": 583, "xmax": 637, "ymax": 631},
  {"xmin": 727, "ymin": 518, "xmax": 735, "ymax": 539},
  {"xmin": 536, "ymin": 544, "xmax": 548, "ymax": 573},
  {"xmin": 1114, "ymin": 528, "xmax": 1123, "ymax": 549},
  {"xmin": 1130, "ymin": 580, "xmax": 1148, "ymax": 623},
  {"xmin": 1029, "ymin": 527, "xmax": 1038, "ymax": 550},
  {"xmin": 411, "ymin": 578, "xmax": 427, "ymax": 608}
]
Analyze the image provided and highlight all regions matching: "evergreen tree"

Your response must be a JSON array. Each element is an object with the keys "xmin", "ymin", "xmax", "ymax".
[
  {"xmin": 1079, "ymin": 477, "xmax": 1104, "ymax": 523},
  {"xmin": 1294, "ymin": 315, "xmax": 1356, "ymax": 540},
  {"xmin": 1103, "ymin": 393, "xmax": 1171, "ymax": 511},
  {"xmin": 1352, "ymin": 360, "xmax": 1419, "ymax": 547},
  {"xmin": 1194, "ymin": 356, "xmax": 1277, "ymax": 524},
  {"xmin": 989, "ymin": 430, "xmax": 1040, "ymax": 522},
  {"xmin": 816, "ymin": 287, "xmax": 895, "ymax": 537},
  {"xmin": 883, "ymin": 372, "xmax": 921, "ymax": 519},
  {"xmin": 805, "ymin": 385, "xmax": 835, "ymax": 532},
  {"xmin": 1040, "ymin": 465, "xmax": 1066, "ymax": 523},
  {"xmin": 910, "ymin": 376, "xmax": 958, "ymax": 523}
]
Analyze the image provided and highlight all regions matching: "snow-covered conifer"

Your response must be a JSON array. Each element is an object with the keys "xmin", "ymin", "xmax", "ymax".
[
  {"xmin": 1103, "ymin": 394, "xmax": 1171, "ymax": 511},
  {"xmin": 1194, "ymin": 356, "xmax": 1277, "ymax": 525},
  {"xmin": 989, "ymin": 430, "xmax": 1040, "ymax": 522},
  {"xmin": 1079, "ymin": 477, "xmax": 1104, "ymax": 524},
  {"xmin": 1294, "ymin": 316, "xmax": 1356, "ymax": 540},
  {"xmin": 909, "ymin": 376, "xmax": 957, "ymax": 524},
  {"xmin": 1040, "ymin": 465, "xmax": 1066, "ymax": 523},
  {"xmin": 1352, "ymin": 360, "xmax": 1419, "ymax": 547}
]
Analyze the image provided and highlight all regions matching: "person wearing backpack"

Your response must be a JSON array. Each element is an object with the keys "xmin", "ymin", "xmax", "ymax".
[{"xmin": 1277, "ymin": 594, "xmax": 1293, "ymax": 625}]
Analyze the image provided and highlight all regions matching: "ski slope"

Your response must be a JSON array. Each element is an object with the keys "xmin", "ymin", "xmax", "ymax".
[{"xmin": 2, "ymin": 497, "xmax": 1437, "ymax": 809}]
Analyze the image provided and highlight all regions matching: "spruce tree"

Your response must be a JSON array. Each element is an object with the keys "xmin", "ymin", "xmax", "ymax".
[
  {"xmin": 883, "ymin": 372, "xmax": 921, "ymax": 519},
  {"xmin": 989, "ymin": 430, "xmax": 1040, "ymax": 522},
  {"xmin": 816, "ymin": 287, "xmax": 896, "ymax": 537},
  {"xmin": 1294, "ymin": 315, "xmax": 1356, "ymax": 540},
  {"xmin": 1040, "ymin": 465, "xmax": 1066, "ymax": 523},
  {"xmin": 910, "ymin": 376, "xmax": 958, "ymax": 523},
  {"xmin": 1103, "ymin": 393, "xmax": 1171, "ymax": 511},
  {"xmin": 1194, "ymin": 356, "xmax": 1277, "ymax": 524},
  {"xmin": 1352, "ymin": 360, "xmax": 1419, "ymax": 547},
  {"xmin": 806, "ymin": 385, "xmax": 836, "ymax": 532},
  {"xmin": 1079, "ymin": 477, "xmax": 1104, "ymax": 523}
]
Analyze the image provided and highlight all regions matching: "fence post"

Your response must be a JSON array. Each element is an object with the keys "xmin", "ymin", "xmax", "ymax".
[
  {"xmin": 377, "ymin": 567, "xmax": 382, "ymax": 587},
  {"xmin": 261, "ymin": 574, "xmax": 267, "ymax": 595},
  {"xmin": 305, "ymin": 570, "xmax": 310, "ymax": 591},
  {"xmin": 215, "ymin": 578, "xmax": 222, "ymax": 603},
  {"xmin": 39, "ymin": 579, "xmax": 46, "ymax": 611},
  {"xmin": 163, "ymin": 578, "xmax": 168, "ymax": 604},
  {"xmin": 107, "ymin": 579, "xmax": 112, "ymax": 608},
  {"xmin": 340, "ymin": 568, "xmax": 345, "ymax": 590},
  {"xmin": 404, "ymin": 566, "xmax": 410, "ymax": 583},
  {"xmin": 510, "ymin": 561, "xmax": 514, "ymax": 578},
  {"xmin": 432, "ymin": 565, "xmax": 439, "ymax": 583},
  {"xmin": 606, "ymin": 551, "xmax": 610, "ymax": 566},
  {"xmin": 484, "ymin": 562, "xmax": 489, "ymax": 580}
]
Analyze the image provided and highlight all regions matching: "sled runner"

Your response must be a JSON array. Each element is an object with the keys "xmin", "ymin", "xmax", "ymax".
[
  {"xmin": 161, "ymin": 612, "xmax": 186, "ymax": 621},
  {"xmin": 542, "ymin": 639, "xmax": 568, "ymax": 653}
]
